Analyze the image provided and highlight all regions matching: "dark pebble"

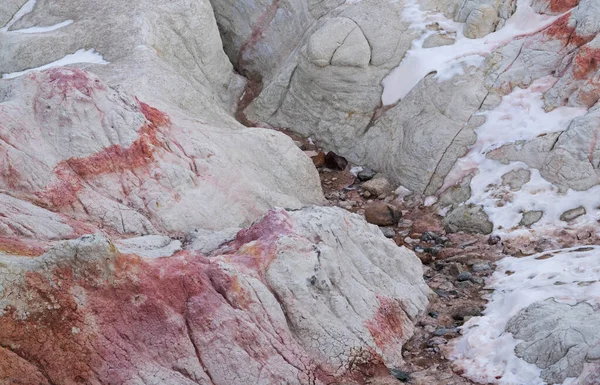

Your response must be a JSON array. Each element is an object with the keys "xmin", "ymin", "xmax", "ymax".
[
  {"xmin": 488, "ymin": 235, "xmax": 501, "ymax": 245},
  {"xmin": 457, "ymin": 272, "xmax": 472, "ymax": 281},
  {"xmin": 390, "ymin": 368, "xmax": 410, "ymax": 382},
  {"xmin": 433, "ymin": 327, "xmax": 460, "ymax": 336},
  {"xmin": 324, "ymin": 151, "xmax": 348, "ymax": 171},
  {"xmin": 358, "ymin": 167, "xmax": 377, "ymax": 181}
]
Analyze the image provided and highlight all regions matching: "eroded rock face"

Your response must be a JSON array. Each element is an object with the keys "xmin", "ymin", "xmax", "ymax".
[
  {"xmin": 0, "ymin": 68, "xmax": 323, "ymax": 234},
  {"xmin": 0, "ymin": 207, "xmax": 430, "ymax": 384},
  {"xmin": 0, "ymin": 1, "xmax": 432, "ymax": 384},
  {"xmin": 506, "ymin": 299, "xmax": 600, "ymax": 384}
]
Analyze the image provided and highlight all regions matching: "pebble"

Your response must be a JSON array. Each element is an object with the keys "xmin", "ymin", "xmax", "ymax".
[
  {"xmin": 456, "ymin": 281, "xmax": 474, "ymax": 289},
  {"xmin": 428, "ymin": 337, "xmax": 448, "ymax": 347},
  {"xmin": 357, "ymin": 167, "xmax": 377, "ymax": 181},
  {"xmin": 457, "ymin": 272, "xmax": 472, "ymax": 282},
  {"xmin": 324, "ymin": 151, "xmax": 348, "ymax": 170},
  {"xmin": 460, "ymin": 240, "xmax": 477, "ymax": 248},
  {"xmin": 311, "ymin": 152, "xmax": 326, "ymax": 168},
  {"xmin": 433, "ymin": 327, "xmax": 460, "ymax": 336},
  {"xmin": 487, "ymin": 235, "xmax": 501, "ymax": 245},
  {"xmin": 364, "ymin": 202, "xmax": 402, "ymax": 226},
  {"xmin": 429, "ymin": 311, "xmax": 439, "ymax": 319},
  {"xmin": 470, "ymin": 276, "xmax": 484, "ymax": 284},
  {"xmin": 471, "ymin": 262, "xmax": 492, "ymax": 272},
  {"xmin": 390, "ymin": 369, "xmax": 410, "ymax": 383},
  {"xmin": 452, "ymin": 306, "xmax": 481, "ymax": 321},
  {"xmin": 380, "ymin": 227, "xmax": 396, "ymax": 238}
]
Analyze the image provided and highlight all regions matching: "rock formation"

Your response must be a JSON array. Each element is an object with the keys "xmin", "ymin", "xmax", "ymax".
[{"xmin": 3, "ymin": 0, "xmax": 600, "ymax": 383}]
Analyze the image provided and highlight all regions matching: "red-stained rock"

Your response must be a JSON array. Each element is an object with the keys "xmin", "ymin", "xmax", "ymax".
[{"xmin": 0, "ymin": 207, "xmax": 429, "ymax": 385}]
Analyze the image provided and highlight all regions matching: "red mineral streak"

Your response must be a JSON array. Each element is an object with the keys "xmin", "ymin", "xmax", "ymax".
[
  {"xmin": 237, "ymin": 0, "xmax": 281, "ymax": 74},
  {"xmin": 0, "ymin": 347, "xmax": 49, "ymax": 385},
  {"xmin": 573, "ymin": 46, "xmax": 600, "ymax": 80},
  {"xmin": 65, "ymin": 102, "xmax": 169, "ymax": 178},
  {"xmin": 541, "ymin": 13, "xmax": 593, "ymax": 48},
  {"xmin": 549, "ymin": 0, "xmax": 579, "ymax": 13},
  {"xmin": 233, "ymin": 209, "xmax": 294, "ymax": 248},
  {"xmin": 38, "ymin": 99, "xmax": 171, "ymax": 209},
  {"xmin": 40, "ymin": 67, "xmax": 105, "ymax": 99},
  {"xmin": 365, "ymin": 296, "xmax": 407, "ymax": 349},
  {"xmin": 0, "ymin": 269, "xmax": 95, "ymax": 384},
  {"xmin": 0, "ymin": 236, "xmax": 46, "ymax": 257}
]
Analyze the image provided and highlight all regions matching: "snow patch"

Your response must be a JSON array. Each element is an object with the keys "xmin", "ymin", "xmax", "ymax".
[
  {"xmin": 1, "ymin": 0, "xmax": 36, "ymax": 32},
  {"xmin": 442, "ymin": 77, "xmax": 590, "ymax": 232},
  {"xmin": 11, "ymin": 19, "xmax": 73, "ymax": 34},
  {"xmin": 450, "ymin": 246, "xmax": 600, "ymax": 385},
  {"xmin": 381, "ymin": 0, "xmax": 562, "ymax": 105},
  {"xmin": 2, "ymin": 49, "xmax": 109, "ymax": 79}
]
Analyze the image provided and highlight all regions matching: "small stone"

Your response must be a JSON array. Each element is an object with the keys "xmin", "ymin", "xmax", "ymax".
[
  {"xmin": 560, "ymin": 206, "xmax": 586, "ymax": 222},
  {"xmin": 357, "ymin": 167, "xmax": 377, "ymax": 181},
  {"xmin": 471, "ymin": 262, "xmax": 492, "ymax": 272},
  {"xmin": 487, "ymin": 235, "xmax": 501, "ymax": 245},
  {"xmin": 520, "ymin": 210, "xmax": 544, "ymax": 226},
  {"xmin": 404, "ymin": 237, "xmax": 419, "ymax": 245},
  {"xmin": 390, "ymin": 369, "xmax": 410, "ymax": 382},
  {"xmin": 338, "ymin": 200, "xmax": 356, "ymax": 209},
  {"xmin": 363, "ymin": 191, "xmax": 372, "ymax": 198},
  {"xmin": 424, "ymin": 325, "xmax": 436, "ymax": 333},
  {"xmin": 433, "ymin": 327, "xmax": 460, "ymax": 336},
  {"xmin": 421, "ymin": 231, "xmax": 440, "ymax": 242},
  {"xmin": 311, "ymin": 152, "xmax": 326, "ymax": 168},
  {"xmin": 470, "ymin": 276, "xmax": 484, "ymax": 284},
  {"xmin": 452, "ymin": 306, "xmax": 481, "ymax": 320},
  {"xmin": 448, "ymin": 263, "xmax": 465, "ymax": 276},
  {"xmin": 423, "ymin": 246, "xmax": 441, "ymax": 256},
  {"xmin": 364, "ymin": 202, "xmax": 402, "ymax": 226},
  {"xmin": 417, "ymin": 253, "xmax": 433, "ymax": 264},
  {"xmin": 456, "ymin": 280, "xmax": 474, "ymax": 289},
  {"xmin": 428, "ymin": 337, "xmax": 448, "ymax": 347},
  {"xmin": 324, "ymin": 151, "xmax": 348, "ymax": 170},
  {"xmin": 397, "ymin": 219, "xmax": 414, "ymax": 228},
  {"xmin": 460, "ymin": 240, "xmax": 477, "ymax": 248},
  {"xmin": 457, "ymin": 272, "xmax": 472, "ymax": 281},
  {"xmin": 362, "ymin": 176, "xmax": 392, "ymax": 197},
  {"xmin": 380, "ymin": 227, "xmax": 396, "ymax": 238},
  {"xmin": 577, "ymin": 231, "xmax": 592, "ymax": 240},
  {"xmin": 444, "ymin": 204, "xmax": 493, "ymax": 235},
  {"xmin": 429, "ymin": 311, "xmax": 439, "ymax": 319}
]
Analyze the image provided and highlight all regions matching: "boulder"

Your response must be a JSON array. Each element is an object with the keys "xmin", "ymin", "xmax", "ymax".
[
  {"xmin": 0, "ymin": 207, "xmax": 430, "ymax": 384},
  {"xmin": 0, "ymin": 68, "xmax": 324, "ymax": 234},
  {"xmin": 362, "ymin": 176, "xmax": 393, "ymax": 197},
  {"xmin": 506, "ymin": 299, "xmax": 600, "ymax": 384},
  {"xmin": 443, "ymin": 204, "xmax": 493, "ymax": 234},
  {"xmin": 364, "ymin": 202, "xmax": 402, "ymax": 226}
]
